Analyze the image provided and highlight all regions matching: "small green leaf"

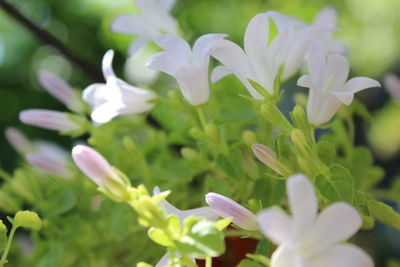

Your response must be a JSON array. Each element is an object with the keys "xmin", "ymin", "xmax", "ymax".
[
  {"xmin": 237, "ymin": 259, "xmax": 262, "ymax": 267},
  {"xmin": 148, "ymin": 228, "xmax": 173, "ymax": 247},
  {"xmin": 315, "ymin": 165, "xmax": 354, "ymax": 204},
  {"xmin": 14, "ymin": 210, "xmax": 42, "ymax": 231},
  {"xmin": 0, "ymin": 220, "xmax": 7, "ymax": 251},
  {"xmin": 254, "ymin": 178, "xmax": 285, "ymax": 207},
  {"xmin": 316, "ymin": 141, "xmax": 336, "ymax": 165},
  {"xmin": 215, "ymin": 218, "xmax": 232, "ymax": 231},
  {"xmin": 176, "ymin": 216, "xmax": 225, "ymax": 259},
  {"xmin": 368, "ymin": 200, "xmax": 400, "ymax": 230}
]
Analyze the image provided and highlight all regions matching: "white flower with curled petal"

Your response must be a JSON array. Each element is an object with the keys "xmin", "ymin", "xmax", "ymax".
[
  {"xmin": 153, "ymin": 186, "xmax": 217, "ymax": 267},
  {"xmin": 258, "ymin": 174, "xmax": 374, "ymax": 267},
  {"xmin": 147, "ymin": 33, "xmax": 227, "ymax": 106},
  {"xmin": 83, "ymin": 50, "xmax": 157, "ymax": 124},
  {"xmin": 297, "ymin": 42, "xmax": 380, "ymax": 125},
  {"xmin": 211, "ymin": 12, "xmax": 330, "ymax": 99},
  {"xmin": 111, "ymin": 0, "xmax": 179, "ymax": 55}
]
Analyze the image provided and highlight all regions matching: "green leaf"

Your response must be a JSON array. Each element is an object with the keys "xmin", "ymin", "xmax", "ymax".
[
  {"xmin": 316, "ymin": 141, "xmax": 336, "ymax": 165},
  {"xmin": 254, "ymin": 178, "xmax": 285, "ymax": 208},
  {"xmin": 216, "ymin": 148, "xmax": 244, "ymax": 180},
  {"xmin": 237, "ymin": 259, "xmax": 263, "ymax": 267},
  {"xmin": 148, "ymin": 228, "xmax": 173, "ymax": 247},
  {"xmin": 315, "ymin": 165, "xmax": 355, "ymax": 204},
  {"xmin": 14, "ymin": 210, "xmax": 42, "ymax": 231},
  {"xmin": 368, "ymin": 200, "xmax": 400, "ymax": 230},
  {"xmin": 176, "ymin": 216, "xmax": 225, "ymax": 259}
]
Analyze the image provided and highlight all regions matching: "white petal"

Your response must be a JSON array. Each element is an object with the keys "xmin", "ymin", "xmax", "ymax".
[
  {"xmin": 136, "ymin": 0, "xmax": 178, "ymax": 35},
  {"xmin": 287, "ymin": 174, "xmax": 318, "ymax": 235},
  {"xmin": 344, "ymin": 77, "xmax": 381, "ymax": 93},
  {"xmin": 115, "ymin": 79, "xmax": 157, "ymax": 114},
  {"xmin": 91, "ymin": 103, "xmax": 120, "ymax": 124},
  {"xmin": 182, "ymin": 207, "xmax": 218, "ymax": 222},
  {"xmin": 110, "ymin": 14, "xmax": 158, "ymax": 36},
  {"xmin": 307, "ymin": 41, "xmax": 327, "ymax": 86},
  {"xmin": 102, "ymin": 50, "xmax": 117, "ymax": 81},
  {"xmin": 313, "ymin": 203, "xmax": 362, "ymax": 249},
  {"xmin": 174, "ymin": 65, "xmax": 210, "ymax": 106},
  {"xmin": 211, "ymin": 66, "xmax": 233, "ymax": 83},
  {"xmin": 159, "ymin": 0, "xmax": 176, "ymax": 11},
  {"xmin": 154, "ymin": 34, "xmax": 191, "ymax": 64},
  {"xmin": 323, "ymin": 54, "xmax": 349, "ymax": 91},
  {"xmin": 211, "ymin": 39, "xmax": 249, "ymax": 77},
  {"xmin": 155, "ymin": 252, "xmax": 170, "ymax": 267},
  {"xmin": 297, "ymin": 75, "xmax": 312, "ymax": 88},
  {"xmin": 271, "ymin": 246, "xmax": 303, "ymax": 267},
  {"xmin": 307, "ymin": 89, "xmax": 341, "ymax": 125},
  {"xmin": 128, "ymin": 37, "xmax": 151, "ymax": 56},
  {"xmin": 258, "ymin": 207, "xmax": 292, "ymax": 244},
  {"xmin": 146, "ymin": 51, "xmax": 180, "ymax": 76},
  {"xmin": 331, "ymin": 91, "xmax": 354, "ymax": 105},
  {"xmin": 309, "ymin": 244, "xmax": 374, "ymax": 267},
  {"xmin": 192, "ymin": 33, "xmax": 227, "ymax": 66},
  {"xmin": 313, "ymin": 7, "xmax": 338, "ymax": 27},
  {"xmin": 82, "ymin": 83, "xmax": 109, "ymax": 107}
]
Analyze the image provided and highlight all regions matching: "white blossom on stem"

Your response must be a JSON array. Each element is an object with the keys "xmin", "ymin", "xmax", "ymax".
[
  {"xmin": 211, "ymin": 12, "xmax": 330, "ymax": 99},
  {"xmin": 258, "ymin": 174, "xmax": 374, "ymax": 267},
  {"xmin": 38, "ymin": 71, "xmax": 85, "ymax": 113},
  {"xmin": 153, "ymin": 187, "xmax": 217, "ymax": 267},
  {"xmin": 110, "ymin": 0, "xmax": 179, "ymax": 55},
  {"xmin": 83, "ymin": 50, "xmax": 157, "ymax": 124},
  {"xmin": 298, "ymin": 42, "xmax": 380, "ymax": 125},
  {"xmin": 205, "ymin": 192, "xmax": 258, "ymax": 231},
  {"xmin": 147, "ymin": 33, "xmax": 227, "ymax": 106}
]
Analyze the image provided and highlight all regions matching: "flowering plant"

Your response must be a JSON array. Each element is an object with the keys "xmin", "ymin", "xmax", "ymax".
[{"xmin": 0, "ymin": 1, "xmax": 399, "ymax": 267}]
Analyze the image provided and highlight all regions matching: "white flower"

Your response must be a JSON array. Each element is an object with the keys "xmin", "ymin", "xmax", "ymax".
[
  {"xmin": 147, "ymin": 33, "xmax": 227, "ymax": 106},
  {"xmin": 258, "ymin": 174, "xmax": 374, "ymax": 267},
  {"xmin": 205, "ymin": 192, "xmax": 258, "ymax": 231},
  {"xmin": 211, "ymin": 12, "xmax": 329, "ymax": 99},
  {"xmin": 153, "ymin": 186, "xmax": 217, "ymax": 267},
  {"xmin": 38, "ymin": 71, "xmax": 85, "ymax": 113},
  {"xmin": 297, "ymin": 42, "xmax": 380, "ymax": 125},
  {"xmin": 110, "ymin": 0, "xmax": 179, "ymax": 55},
  {"xmin": 83, "ymin": 50, "xmax": 157, "ymax": 124},
  {"xmin": 312, "ymin": 7, "xmax": 347, "ymax": 55},
  {"xmin": 384, "ymin": 74, "xmax": 400, "ymax": 100}
]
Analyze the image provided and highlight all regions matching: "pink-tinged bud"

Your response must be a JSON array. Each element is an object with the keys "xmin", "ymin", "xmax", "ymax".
[
  {"xmin": 205, "ymin": 192, "xmax": 259, "ymax": 231},
  {"xmin": 5, "ymin": 127, "xmax": 32, "ymax": 154},
  {"xmin": 252, "ymin": 144, "xmax": 291, "ymax": 176},
  {"xmin": 72, "ymin": 145, "xmax": 130, "ymax": 201},
  {"xmin": 26, "ymin": 153, "xmax": 72, "ymax": 179},
  {"xmin": 19, "ymin": 109, "xmax": 82, "ymax": 132},
  {"xmin": 38, "ymin": 71, "xmax": 85, "ymax": 113}
]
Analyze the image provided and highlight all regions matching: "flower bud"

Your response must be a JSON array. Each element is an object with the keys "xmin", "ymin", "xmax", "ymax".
[
  {"xmin": 290, "ymin": 129, "xmax": 313, "ymax": 158},
  {"xmin": 252, "ymin": 144, "xmax": 292, "ymax": 176},
  {"xmin": 38, "ymin": 71, "xmax": 85, "ymax": 113},
  {"xmin": 26, "ymin": 153, "xmax": 73, "ymax": 179},
  {"xmin": 5, "ymin": 127, "xmax": 33, "ymax": 154},
  {"xmin": 242, "ymin": 130, "xmax": 258, "ymax": 148},
  {"xmin": 19, "ymin": 109, "xmax": 83, "ymax": 133},
  {"xmin": 72, "ymin": 145, "xmax": 131, "ymax": 202},
  {"xmin": 205, "ymin": 192, "xmax": 259, "ymax": 231},
  {"xmin": 259, "ymin": 104, "xmax": 293, "ymax": 133},
  {"xmin": 181, "ymin": 147, "xmax": 201, "ymax": 161}
]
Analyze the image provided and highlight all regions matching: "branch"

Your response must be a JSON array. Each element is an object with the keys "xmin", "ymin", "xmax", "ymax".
[{"xmin": 0, "ymin": 0, "xmax": 103, "ymax": 81}]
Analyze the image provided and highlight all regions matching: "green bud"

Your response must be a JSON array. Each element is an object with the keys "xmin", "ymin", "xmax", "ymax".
[
  {"xmin": 290, "ymin": 105, "xmax": 311, "ymax": 135},
  {"xmin": 189, "ymin": 127, "xmax": 207, "ymax": 141},
  {"xmin": 293, "ymin": 93, "xmax": 308, "ymax": 107},
  {"xmin": 290, "ymin": 129, "xmax": 313, "ymax": 158},
  {"xmin": 260, "ymin": 104, "xmax": 293, "ymax": 133},
  {"xmin": 181, "ymin": 147, "xmax": 200, "ymax": 161},
  {"xmin": 242, "ymin": 131, "xmax": 258, "ymax": 148},
  {"xmin": 14, "ymin": 211, "xmax": 42, "ymax": 231},
  {"xmin": 204, "ymin": 124, "xmax": 220, "ymax": 144}
]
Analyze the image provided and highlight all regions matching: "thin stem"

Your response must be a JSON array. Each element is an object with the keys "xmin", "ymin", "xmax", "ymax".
[
  {"xmin": 197, "ymin": 107, "xmax": 207, "ymax": 129},
  {"xmin": 0, "ymin": 225, "xmax": 17, "ymax": 266},
  {"xmin": 0, "ymin": 0, "xmax": 103, "ymax": 81},
  {"xmin": 205, "ymin": 257, "xmax": 212, "ymax": 267}
]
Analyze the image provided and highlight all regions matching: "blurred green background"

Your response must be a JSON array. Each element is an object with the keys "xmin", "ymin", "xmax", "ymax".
[{"xmin": 0, "ymin": 0, "xmax": 399, "ymax": 265}]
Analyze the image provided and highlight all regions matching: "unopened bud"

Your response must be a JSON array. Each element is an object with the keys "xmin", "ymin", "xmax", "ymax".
[
  {"xmin": 5, "ymin": 127, "xmax": 33, "ymax": 154},
  {"xmin": 181, "ymin": 147, "xmax": 200, "ymax": 161},
  {"xmin": 252, "ymin": 144, "xmax": 292, "ymax": 176},
  {"xmin": 205, "ymin": 192, "xmax": 259, "ymax": 231},
  {"xmin": 205, "ymin": 124, "xmax": 220, "ymax": 143},
  {"xmin": 38, "ymin": 71, "xmax": 85, "ymax": 113},
  {"xmin": 242, "ymin": 131, "xmax": 258, "ymax": 148},
  {"xmin": 72, "ymin": 145, "xmax": 130, "ymax": 202},
  {"xmin": 259, "ymin": 104, "xmax": 293, "ymax": 133},
  {"xmin": 26, "ymin": 153, "xmax": 73, "ymax": 179},
  {"xmin": 19, "ymin": 109, "xmax": 83, "ymax": 133},
  {"xmin": 290, "ymin": 129, "xmax": 313, "ymax": 158}
]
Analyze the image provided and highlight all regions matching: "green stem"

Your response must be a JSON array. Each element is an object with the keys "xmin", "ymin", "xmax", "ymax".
[
  {"xmin": 0, "ymin": 225, "xmax": 18, "ymax": 266},
  {"xmin": 205, "ymin": 257, "xmax": 212, "ymax": 267},
  {"xmin": 197, "ymin": 107, "xmax": 207, "ymax": 129},
  {"xmin": 181, "ymin": 254, "xmax": 197, "ymax": 267}
]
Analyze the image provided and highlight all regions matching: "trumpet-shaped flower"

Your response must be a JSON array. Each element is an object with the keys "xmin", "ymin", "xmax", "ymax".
[
  {"xmin": 38, "ymin": 71, "xmax": 85, "ymax": 113},
  {"xmin": 110, "ymin": 0, "xmax": 179, "ymax": 55},
  {"xmin": 297, "ymin": 42, "xmax": 380, "ymax": 125},
  {"xmin": 211, "ymin": 12, "xmax": 330, "ymax": 99},
  {"xmin": 153, "ymin": 187, "xmax": 217, "ymax": 267},
  {"xmin": 258, "ymin": 174, "xmax": 374, "ymax": 267},
  {"xmin": 19, "ymin": 109, "xmax": 83, "ymax": 133},
  {"xmin": 205, "ymin": 192, "xmax": 258, "ymax": 231},
  {"xmin": 384, "ymin": 74, "xmax": 400, "ymax": 100},
  {"xmin": 83, "ymin": 50, "xmax": 157, "ymax": 124},
  {"xmin": 147, "ymin": 33, "xmax": 227, "ymax": 106}
]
